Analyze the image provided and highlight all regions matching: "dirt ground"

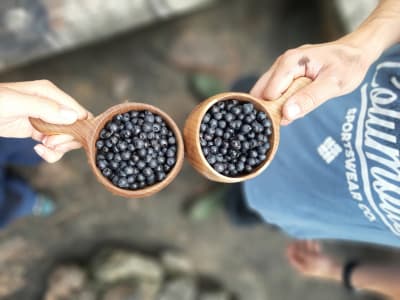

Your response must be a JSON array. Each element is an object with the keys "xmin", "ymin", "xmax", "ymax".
[{"xmin": 0, "ymin": 0, "xmax": 397, "ymax": 299}]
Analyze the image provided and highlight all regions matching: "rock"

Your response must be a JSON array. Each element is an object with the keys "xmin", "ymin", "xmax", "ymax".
[
  {"xmin": 139, "ymin": 280, "xmax": 162, "ymax": 300},
  {"xmin": 161, "ymin": 252, "xmax": 194, "ymax": 275},
  {"xmin": 74, "ymin": 288, "xmax": 97, "ymax": 300},
  {"xmin": 157, "ymin": 277, "xmax": 197, "ymax": 300},
  {"xmin": 92, "ymin": 250, "xmax": 163, "ymax": 284},
  {"xmin": 199, "ymin": 291, "xmax": 230, "ymax": 300},
  {"xmin": 44, "ymin": 265, "xmax": 87, "ymax": 300},
  {"xmin": 101, "ymin": 283, "xmax": 139, "ymax": 300}
]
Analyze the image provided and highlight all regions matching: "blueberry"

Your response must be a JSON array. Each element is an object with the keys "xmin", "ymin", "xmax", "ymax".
[
  {"xmin": 138, "ymin": 148, "xmax": 147, "ymax": 158},
  {"xmin": 144, "ymin": 113, "xmax": 155, "ymax": 123},
  {"xmin": 102, "ymin": 168, "xmax": 112, "ymax": 177},
  {"xmin": 214, "ymin": 163, "xmax": 225, "ymax": 173},
  {"xmin": 236, "ymin": 161, "xmax": 245, "ymax": 172},
  {"xmin": 110, "ymin": 161, "xmax": 119, "ymax": 170},
  {"xmin": 241, "ymin": 124, "xmax": 252, "ymax": 134},
  {"xmin": 124, "ymin": 166, "xmax": 134, "ymax": 175},
  {"xmin": 225, "ymin": 113, "xmax": 234, "ymax": 122},
  {"xmin": 209, "ymin": 119, "xmax": 218, "ymax": 129},
  {"xmin": 214, "ymin": 112, "xmax": 223, "ymax": 120},
  {"xmin": 230, "ymin": 140, "xmax": 241, "ymax": 150},
  {"xmin": 257, "ymin": 111, "xmax": 267, "ymax": 121},
  {"xmin": 166, "ymin": 149, "xmax": 175, "ymax": 158},
  {"xmin": 143, "ymin": 167, "xmax": 153, "ymax": 177},
  {"xmin": 148, "ymin": 159, "xmax": 158, "ymax": 169},
  {"xmin": 218, "ymin": 120, "xmax": 227, "ymax": 129},
  {"xmin": 215, "ymin": 128, "xmax": 224, "ymax": 137},
  {"xmin": 97, "ymin": 159, "xmax": 108, "ymax": 170},
  {"xmin": 157, "ymin": 172, "xmax": 166, "ymax": 182},
  {"xmin": 210, "ymin": 146, "xmax": 218, "ymax": 154},
  {"xmin": 242, "ymin": 103, "xmax": 254, "ymax": 114},
  {"xmin": 121, "ymin": 151, "xmax": 131, "ymax": 161},
  {"xmin": 118, "ymin": 177, "xmax": 128, "ymax": 188},
  {"xmin": 207, "ymin": 155, "xmax": 217, "ymax": 165},
  {"xmin": 167, "ymin": 157, "xmax": 175, "ymax": 166},
  {"xmin": 262, "ymin": 118, "xmax": 271, "ymax": 128},
  {"xmin": 107, "ymin": 122, "xmax": 118, "ymax": 132},
  {"xmin": 117, "ymin": 141, "xmax": 128, "ymax": 151},
  {"xmin": 137, "ymin": 174, "xmax": 145, "ymax": 182},
  {"xmin": 106, "ymin": 153, "xmax": 114, "ymax": 161},
  {"xmin": 231, "ymin": 106, "xmax": 241, "ymax": 115},
  {"xmin": 142, "ymin": 123, "xmax": 152, "ymax": 133},
  {"xmin": 168, "ymin": 136, "xmax": 176, "ymax": 145},
  {"xmin": 134, "ymin": 139, "xmax": 144, "ymax": 149},
  {"xmin": 96, "ymin": 140, "xmax": 104, "ymax": 149}
]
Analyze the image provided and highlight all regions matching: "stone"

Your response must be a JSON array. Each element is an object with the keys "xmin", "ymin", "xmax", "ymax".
[
  {"xmin": 92, "ymin": 250, "xmax": 163, "ymax": 284},
  {"xmin": 161, "ymin": 252, "xmax": 194, "ymax": 275},
  {"xmin": 74, "ymin": 288, "xmax": 97, "ymax": 300},
  {"xmin": 44, "ymin": 265, "xmax": 87, "ymax": 300},
  {"xmin": 199, "ymin": 291, "xmax": 230, "ymax": 300},
  {"xmin": 157, "ymin": 277, "xmax": 197, "ymax": 300},
  {"xmin": 101, "ymin": 283, "xmax": 139, "ymax": 300},
  {"xmin": 139, "ymin": 280, "xmax": 162, "ymax": 300}
]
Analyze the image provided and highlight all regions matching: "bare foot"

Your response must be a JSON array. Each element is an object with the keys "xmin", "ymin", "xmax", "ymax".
[{"xmin": 286, "ymin": 240, "xmax": 342, "ymax": 281}]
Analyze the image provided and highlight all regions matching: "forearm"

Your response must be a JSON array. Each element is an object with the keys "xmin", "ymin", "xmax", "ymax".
[
  {"xmin": 327, "ymin": 262, "xmax": 400, "ymax": 299},
  {"xmin": 340, "ymin": 0, "xmax": 400, "ymax": 62},
  {"xmin": 352, "ymin": 264, "xmax": 400, "ymax": 299}
]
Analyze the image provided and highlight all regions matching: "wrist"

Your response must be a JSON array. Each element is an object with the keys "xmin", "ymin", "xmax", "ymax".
[
  {"xmin": 340, "ymin": 1, "xmax": 400, "ymax": 63},
  {"xmin": 326, "ymin": 261, "xmax": 343, "ymax": 282}
]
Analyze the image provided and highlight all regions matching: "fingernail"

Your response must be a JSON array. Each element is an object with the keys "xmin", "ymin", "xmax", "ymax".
[
  {"xmin": 59, "ymin": 108, "xmax": 78, "ymax": 123},
  {"xmin": 34, "ymin": 145, "xmax": 44, "ymax": 156},
  {"xmin": 285, "ymin": 103, "xmax": 301, "ymax": 120}
]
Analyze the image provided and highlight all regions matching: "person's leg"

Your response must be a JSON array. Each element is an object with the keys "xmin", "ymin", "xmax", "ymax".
[{"xmin": 0, "ymin": 138, "xmax": 46, "ymax": 227}]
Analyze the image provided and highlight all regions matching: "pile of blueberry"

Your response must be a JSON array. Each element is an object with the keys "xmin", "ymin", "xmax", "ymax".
[
  {"xmin": 95, "ymin": 110, "xmax": 177, "ymax": 190},
  {"xmin": 200, "ymin": 100, "xmax": 272, "ymax": 177}
]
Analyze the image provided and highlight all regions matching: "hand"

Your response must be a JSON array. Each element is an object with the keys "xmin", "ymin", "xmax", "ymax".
[
  {"xmin": 0, "ymin": 80, "xmax": 90, "ymax": 162},
  {"xmin": 286, "ymin": 240, "xmax": 342, "ymax": 281},
  {"xmin": 251, "ymin": 41, "xmax": 374, "ymax": 125}
]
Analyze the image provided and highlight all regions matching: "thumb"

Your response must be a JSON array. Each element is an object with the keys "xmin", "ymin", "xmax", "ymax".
[
  {"xmin": 0, "ymin": 88, "xmax": 78, "ymax": 124},
  {"xmin": 282, "ymin": 76, "xmax": 341, "ymax": 122}
]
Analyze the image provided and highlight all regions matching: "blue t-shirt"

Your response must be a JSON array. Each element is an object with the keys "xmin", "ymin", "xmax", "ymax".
[{"xmin": 244, "ymin": 45, "xmax": 400, "ymax": 247}]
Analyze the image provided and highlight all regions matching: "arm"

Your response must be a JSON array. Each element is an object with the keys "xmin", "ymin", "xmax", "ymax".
[
  {"xmin": 330, "ymin": 262, "xmax": 400, "ymax": 299},
  {"xmin": 0, "ymin": 80, "xmax": 89, "ymax": 162},
  {"xmin": 251, "ymin": 0, "xmax": 400, "ymax": 124},
  {"xmin": 287, "ymin": 241, "xmax": 400, "ymax": 300}
]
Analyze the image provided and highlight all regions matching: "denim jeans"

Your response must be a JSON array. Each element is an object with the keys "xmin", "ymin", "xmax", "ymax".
[{"xmin": 0, "ymin": 138, "xmax": 42, "ymax": 227}]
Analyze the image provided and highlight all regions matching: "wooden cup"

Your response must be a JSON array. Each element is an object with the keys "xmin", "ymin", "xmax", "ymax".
[
  {"xmin": 184, "ymin": 77, "xmax": 311, "ymax": 183},
  {"xmin": 30, "ymin": 103, "xmax": 184, "ymax": 198}
]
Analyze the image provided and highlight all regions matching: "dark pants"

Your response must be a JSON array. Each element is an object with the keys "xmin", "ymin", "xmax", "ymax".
[{"xmin": 0, "ymin": 138, "xmax": 42, "ymax": 227}]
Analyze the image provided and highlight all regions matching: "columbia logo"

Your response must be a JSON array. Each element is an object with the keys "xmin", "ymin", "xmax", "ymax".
[{"xmin": 317, "ymin": 137, "xmax": 342, "ymax": 164}]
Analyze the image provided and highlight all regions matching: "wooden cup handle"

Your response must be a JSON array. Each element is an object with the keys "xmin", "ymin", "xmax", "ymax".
[
  {"xmin": 29, "ymin": 117, "xmax": 94, "ymax": 145},
  {"xmin": 266, "ymin": 77, "xmax": 312, "ymax": 121}
]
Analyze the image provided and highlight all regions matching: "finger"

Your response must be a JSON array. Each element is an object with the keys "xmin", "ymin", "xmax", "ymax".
[
  {"xmin": 33, "ymin": 144, "xmax": 64, "ymax": 163},
  {"xmin": 250, "ymin": 69, "xmax": 274, "ymax": 99},
  {"xmin": 280, "ymin": 118, "xmax": 292, "ymax": 126},
  {"xmin": 262, "ymin": 51, "xmax": 309, "ymax": 100},
  {"xmin": 53, "ymin": 141, "xmax": 82, "ymax": 153},
  {"xmin": 31, "ymin": 130, "xmax": 45, "ymax": 142},
  {"xmin": 2, "ymin": 80, "xmax": 89, "ymax": 119},
  {"xmin": 0, "ymin": 87, "xmax": 78, "ymax": 124},
  {"xmin": 43, "ymin": 134, "xmax": 75, "ymax": 148},
  {"xmin": 282, "ymin": 75, "xmax": 342, "ymax": 121},
  {"xmin": 310, "ymin": 241, "xmax": 321, "ymax": 253}
]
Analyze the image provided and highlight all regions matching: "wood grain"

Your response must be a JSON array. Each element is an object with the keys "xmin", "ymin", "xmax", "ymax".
[
  {"xmin": 30, "ymin": 102, "xmax": 184, "ymax": 198},
  {"xmin": 183, "ymin": 77, "xmax": 311, "ymax": 183}
]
